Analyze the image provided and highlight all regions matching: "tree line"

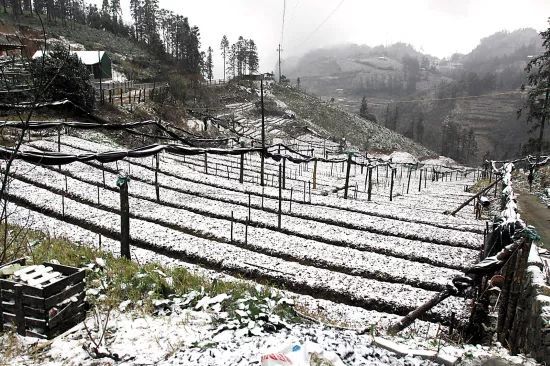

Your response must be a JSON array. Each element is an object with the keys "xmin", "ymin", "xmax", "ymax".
[
  {"xmin": 3, "ymin": 0, "xmax": 230, "ymax": 80},
  {"xmin": 220, "ymin": 35, "xmax": 259, "ymax": 80}
]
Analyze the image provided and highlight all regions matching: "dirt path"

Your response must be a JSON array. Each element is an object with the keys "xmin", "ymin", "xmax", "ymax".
[{"xmin": 517, "ymin": 190, "xmax": 550, "ymax": 249}]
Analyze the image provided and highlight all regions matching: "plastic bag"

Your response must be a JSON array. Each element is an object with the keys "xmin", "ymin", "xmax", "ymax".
[{"xmin": 260, "ymin": 341, "xmax": 344, "ymax": 366}]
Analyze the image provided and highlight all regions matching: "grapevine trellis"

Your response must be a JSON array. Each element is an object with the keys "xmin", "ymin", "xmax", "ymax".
[{"xmin": 0, "ymin": 112, "xmax": 493, "ymax": 333}]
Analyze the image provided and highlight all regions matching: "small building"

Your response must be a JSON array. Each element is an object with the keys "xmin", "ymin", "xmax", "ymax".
[
  {"xmin": 32, "ymin": 50, "xmax": 112, "ymax": 80},
  {"xmin": 0, "ymin": 34, "xmax": 24, "ymax": 56}
]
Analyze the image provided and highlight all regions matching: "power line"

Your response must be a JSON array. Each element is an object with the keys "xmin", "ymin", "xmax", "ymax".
[
  {"xmin": 280, "ymin": 0, "xmax": 286, "ymax": 45},
  {"xmin": 286, "ymin": 0, "xmax": 301, "ymax": 27},
  {"xmin": 294, "ymin": 0, "xmax": 346, "ymax": 48}
]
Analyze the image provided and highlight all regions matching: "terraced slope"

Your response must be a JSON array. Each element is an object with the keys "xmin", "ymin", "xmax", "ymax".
[{"xmin": 4, "ymin": 134, "xmax": 483, "ymax": 327}]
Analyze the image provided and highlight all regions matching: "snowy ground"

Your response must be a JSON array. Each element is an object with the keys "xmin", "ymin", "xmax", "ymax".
[{"xmin": 0, "ymin": 129, "xmax": 498, "ymax": 365}]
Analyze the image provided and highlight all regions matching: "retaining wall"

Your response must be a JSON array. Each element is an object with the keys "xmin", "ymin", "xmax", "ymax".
[{"xmin": 509, "ymin": 244, "xmax": 550, "ymax": 363}]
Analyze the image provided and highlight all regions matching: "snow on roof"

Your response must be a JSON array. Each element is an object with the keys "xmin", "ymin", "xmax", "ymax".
[{"xmin": 32, "ymin": 50, "xmax": 107, "ymax": 65}]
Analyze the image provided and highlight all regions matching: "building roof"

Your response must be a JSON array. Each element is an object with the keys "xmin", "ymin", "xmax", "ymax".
[
  {"xmin": 32, "ymin": 50, "xmax": 108, "ymax": 65},
  {"xmin": 0, "ymin": 34, "xmax": 23, "ymax": 50}
]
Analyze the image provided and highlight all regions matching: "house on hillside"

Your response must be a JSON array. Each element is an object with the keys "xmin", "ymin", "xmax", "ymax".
[{"xmin": 32, "ymin": 50, "xmax": 112, "ymax": 80}]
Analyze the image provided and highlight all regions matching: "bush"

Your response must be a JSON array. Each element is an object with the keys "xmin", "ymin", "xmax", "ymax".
[
  {"xmin": 30, "ymin": 44, "xmax": 95, "ymax": 111},
  {"xmin": 167, "ymin": 73, "xmax": 188, "ymax": 103}
]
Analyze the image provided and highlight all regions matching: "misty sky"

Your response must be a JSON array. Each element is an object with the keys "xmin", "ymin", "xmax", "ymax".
[{"xmin": 95, "ymin": 0, "xmax": 550, "ymax": 79}]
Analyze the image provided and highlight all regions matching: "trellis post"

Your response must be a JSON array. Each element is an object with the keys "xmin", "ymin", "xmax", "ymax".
[
  {"xmin": 118, "ymin": 176, "xmax": 131, "ymax": 260},
  {"xmin": 344, "ymin": 153, "xmax": 352, "ymax": 199}
]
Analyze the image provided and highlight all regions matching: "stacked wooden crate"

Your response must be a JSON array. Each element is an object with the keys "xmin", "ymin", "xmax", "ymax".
[{"xmin": 0, "ymin": 258, "xmax": 87, "ymax": 339}]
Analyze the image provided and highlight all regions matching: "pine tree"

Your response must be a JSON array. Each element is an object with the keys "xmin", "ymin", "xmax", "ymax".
[
  {"xmin": 248, "ymin": 39, "xmax": 258, "ymax": 73},
  {"xmin": 359, "ymin": 96, "xmax": 369, "ymax": 118},
  {"xmin": 220, "ymin": 35, "xmax": 229, "ymax": 81},
  {"xmin": 206, "ymin": 46, "xmax": 213, "ymax": 82}
]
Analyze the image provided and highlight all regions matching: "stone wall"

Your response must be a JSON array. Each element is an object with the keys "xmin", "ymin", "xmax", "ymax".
[{"xmin": 508, "ymin": 244, "xmax": 550, "ymax": 363}]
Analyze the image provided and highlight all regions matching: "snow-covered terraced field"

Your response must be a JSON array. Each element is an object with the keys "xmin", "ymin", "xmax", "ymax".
[{"xmin": 5, "ymin": 134, "xmax": 485, "ymax": 327}]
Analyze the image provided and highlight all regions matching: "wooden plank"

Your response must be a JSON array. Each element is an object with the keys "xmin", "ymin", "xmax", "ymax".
[
  {"xmin": 28, "ymin": 271, "xmax": 62, "ymax": 287},
  {"xmin": 47, "ymin": 310, "xmax": 86, "ymax": 339},
  {"xmin": 25, "ymin": 329, "xmax": 48, "ymax": 339},
  {"xmin": 2, "ymin": 302, "xmax": 47, "ymax": 318},
  {"xmin": 0, "ymin": 288, "xmax": 14, "ymax": 300},
  {"xmin": 46, "ymin": 263, "xmax": 79, "ymax": 276},
  {"xmin": 15, "ymin": 284, "xmax": 25, "ymax": 335},
  {"xmin": 45, "ymin": 282, "xmax": 85, "ymax": 309},
  {"xmin": 3, "ymin": 312, "xmax": 46, "ymax": 327},
  {"xmin": 21, "ymin": 293, "xmax": 45, "ymax": 309},
  {"xmin": 43, "ymin": 269, "xmax": 85, "ymax": 298},
  {"xmin": 48, "ymin": 301, "xmax": 85, "ymax": 329},
  {"xmin": 20, "ymin": 266, "xmax": 53, "ymax": 282},
  {"xmin": 13, "ymin": 264, "xmax": 40, "ymax": 277},
  {"xmin": 1, "ymin": 280, "xmax": 43, "ymax": 297}
]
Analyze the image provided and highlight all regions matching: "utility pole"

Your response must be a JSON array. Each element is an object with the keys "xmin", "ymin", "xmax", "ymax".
[{"xmin": 277, "ymin": 44, "xmax": 283, "ymax": 83}]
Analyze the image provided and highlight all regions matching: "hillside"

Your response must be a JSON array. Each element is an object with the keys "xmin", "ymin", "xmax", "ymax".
[
  {"xmin": 270, "ymin": 83, "xmax": 434, "ymax": 158},
  {"xmin": 284, "ymin": 28, "xmax": 544, "ymax": 163},
  {"xmin": 0, "ymin": 13, "xmax": 168, "ymax": 80}
]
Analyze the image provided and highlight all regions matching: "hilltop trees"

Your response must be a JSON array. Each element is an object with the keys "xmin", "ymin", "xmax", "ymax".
[
  {"xmin": 18, "ymin": 1, "xmax": 205, "ymax": 79},
  {"xmin": 519, "ymin": 19, "xmax": 550, "ymax": 155},
  {"xmin": 225, "ymin": 36, "xmax": 259, "ymax": 79}
]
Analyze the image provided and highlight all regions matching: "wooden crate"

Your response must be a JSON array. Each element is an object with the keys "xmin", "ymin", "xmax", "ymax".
[{"xmin": 0, "ymin": 258, "xmax": 87, "ymax": 339}]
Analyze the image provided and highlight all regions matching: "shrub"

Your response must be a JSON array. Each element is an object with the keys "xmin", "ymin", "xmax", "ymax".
[
  {"xmin": 30, "ymin": 44, "xmax": 95, "ymax": 111},
  {"xmin": 167, "ymin": 73, "xmax": 188, "ymax": 103}
]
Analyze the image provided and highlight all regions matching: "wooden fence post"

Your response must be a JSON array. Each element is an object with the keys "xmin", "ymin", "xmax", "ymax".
[
  {"xmin": 344, "ymin": 153, "xmax": 352, "ymax": 199},
  {"xmin": 389, "ymin": 168, "xmax": 395, "ymax": 201},
  {"xmin": 14, "ymin": 284, "xmax": 25, "ymax": 335},
  {"xmin": 239, "ymin": 145, "xmax": 245, "ymax": 184},
  {"xmin": 367, "ymin": 167, "xmax": 373, "ymax": 201},
  {"xmin": 313, "ymin": 160, "xmax": 318, "ymax": 189},
  {"xmin": 245, "ymin": 217, "xmax": 249, "ymax": 245},
  {"xmin": 418, "ymin": 169, "xmax": 422, "ymax": 192},
  {"xmin": 230, "ymin": 211, "xmax": 234, "ymax": 243},
  {"xmin": 406, "ymin": 168, "xmax": 412, "ymax": 194},
  {"xmin": 248, "ymin": 193, "xmax": 251, "ymax": 220},
  {"xmin": 290, "ymin": 187, "xmax": 293, "ymax": 212},
  {"xmin": 118, "ymin": 177, "xmax": 131, "ymax": 260},
  {"xmin": 155, "ymin": 154, "xmax": 160, "ymax": 202},
  {"xmin": 282, "ymin": 157, "xmax": 286, "ymax": 189}
]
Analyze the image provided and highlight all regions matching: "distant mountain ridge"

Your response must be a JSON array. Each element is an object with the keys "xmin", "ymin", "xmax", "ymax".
[{"xmin": 283, "ymin": 27, "xmax": 544, "ymax": 163}]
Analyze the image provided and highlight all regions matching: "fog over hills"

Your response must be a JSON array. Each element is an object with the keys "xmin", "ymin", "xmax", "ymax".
[{"xmin": 283, "ymin": 28, "xmax": 543, "ymax": 163}]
